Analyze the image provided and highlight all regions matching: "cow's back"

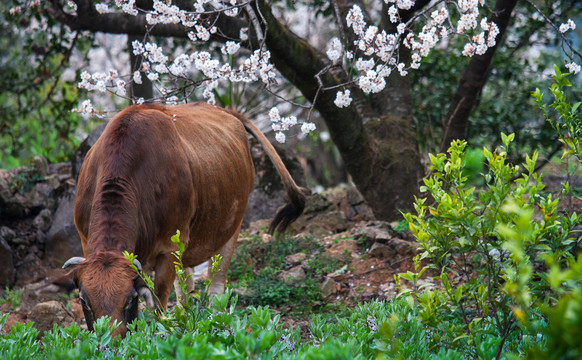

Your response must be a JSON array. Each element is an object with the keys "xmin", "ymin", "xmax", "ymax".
[{"xmin": 74, "ymin": 102, "xmax": 255, "ymax": 267}]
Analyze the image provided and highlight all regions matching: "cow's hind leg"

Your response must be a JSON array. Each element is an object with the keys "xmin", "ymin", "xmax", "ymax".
[
  {"xmin": 174, "ymin": 262, "xmax": 209, "ymax": 304},
  {"xmin": 208, "ymin": 225, "xmax": 241, "ymax": 296}
]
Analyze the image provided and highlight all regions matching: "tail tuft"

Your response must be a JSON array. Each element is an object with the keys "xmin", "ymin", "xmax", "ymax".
[{"xmin": 268, "ymin": 188, "xmax": 307, "ymax": 234}]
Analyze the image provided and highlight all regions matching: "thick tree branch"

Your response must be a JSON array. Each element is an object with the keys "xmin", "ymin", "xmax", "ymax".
[
  {"xmin": 253, "ymin": 0, "xmax": 376, "ymax": 157},
  {"xmin": 48, "ymin": 0, "xmax": 245, "ymax": 40},
  {"xmin": 439, "ymin": 0, "xmax": 519, "ymax": 152}
]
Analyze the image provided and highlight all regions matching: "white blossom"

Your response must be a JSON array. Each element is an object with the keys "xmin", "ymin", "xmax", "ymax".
[
  {"xmin": 147, "ymin": 72, "xmax": 159, "ymax": 81},
  {"xmin": 166, "ymin": 96, "xmax": 179, "ymax": 105},
  {"xmin": 355, "ymin": 58, "xmax": 375, "ymax": 72},
  {"xmin": 224, "ymin": 0, "xmax": 239, "ymax": 17},
  {"xmin": 240, "ymin": 28, "xmax": 249, "ymax": 41},
  {"xmin": 9, "ymin": 6, "xmax": 22, "ymax": 15},
  {"xmin": 462, "ymin": 43, "xmax": 476, "ymax": 57},
  {"xmin": 334, "ymin": 90, "xmax": 352, "ymax": 108},
  {"xmin": 395, "ymin": 0, "xmax": 414, "ymax": 10},
  {"xmin": 269, "ymin": 107, "xmax": 281, "ymax": 122},
  {"xmin": 95, "ymin": 3, "xmax": 110, "ymax": 13},
  {"xmin": 275, "ymin": 132, "xmax": 286, "ymax": 143},
  {"xmin": 397, "ymin": 23, "xmax": 406, "ymax": 34},
  {"xmin": 388, "ymin": 6, "xmax": 399, "ymax": 23},
  {"xmin": 566, "ymin": 61, "xmax": 581, "ymax": 74},
  {"xmin": 300, "ymin": 122, "xmax": 316, "ymax": 135},
  {"xmin": 326, "ymin": 37, "xmax": 343, "ymax": 63},
  {"xmin": 397, "ymin": 63, "xmax": 408, "ymax": 76},
  {"xmin": 559, "ymin": 19, "xmax": 576, "ymax": 33},
  {"xmin": 119, "ymin": 0, "xmax": 138, "ymax": 16},
  {"xmin": 133, "ymin": 71, "xmax": 142, "ymax": 84},
  {"xmin": 77, "ymin": 100, "xmax": 95, "ymax": 119},
  {"xmin": 222, "ymin": 41, "xmax": 241, "ymax": 55},
  {"xmin": 115, "ymin": 79, "xmax": 126, "ymax": 96},
  {"xmin": 195, "ymin": 25, "xmax": 211, "ymax": 41}
]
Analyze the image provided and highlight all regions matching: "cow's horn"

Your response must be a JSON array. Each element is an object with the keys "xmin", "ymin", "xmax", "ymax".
[
  {"xmin": 133, "ymin": 259, "xmax": 143, "ymax": 273},
  {"xmin": 62, "ymin": 257, "xmax": 86, "ymax": 269},
  {"xmin": 138, "ymin": 287, "xmax": 155, "ymax": 309}
]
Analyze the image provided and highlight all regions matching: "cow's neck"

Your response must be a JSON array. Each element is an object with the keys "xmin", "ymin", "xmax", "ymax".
[{"xmin": 86, "ymin": 177, "xmax": 140, "ymax": 255}]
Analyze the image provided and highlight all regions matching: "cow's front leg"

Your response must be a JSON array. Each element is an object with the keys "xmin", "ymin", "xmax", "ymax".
[{"xmin": 153, "ymin": 253, "xmax": 177, "ymax": 311}]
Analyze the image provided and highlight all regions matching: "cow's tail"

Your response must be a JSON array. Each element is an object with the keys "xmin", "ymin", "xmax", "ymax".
[{"xmin": 226, "ymin": 109, "xmax": 307, "ymax": 235}]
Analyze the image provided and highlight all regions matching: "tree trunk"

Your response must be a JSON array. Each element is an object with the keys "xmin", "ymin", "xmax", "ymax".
[
  {"xmin": 254, "ymin": 0, "xmax": 422, "ymax": 219},
  {"xmin": 127, "ymin": 34, "xmax": 153, "ymax": 101}
]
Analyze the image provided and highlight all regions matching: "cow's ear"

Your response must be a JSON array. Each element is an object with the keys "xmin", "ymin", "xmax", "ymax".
[
  {"xmin": 134, "ymin": 277, "xmax": 155, "ymax": 309},
  {"xmin": 51, "ymin": 268, "xmax": 79, "ymax": 293}
]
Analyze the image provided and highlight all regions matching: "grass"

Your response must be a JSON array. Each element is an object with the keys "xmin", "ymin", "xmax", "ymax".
[
  {"xmin": 228, "ymin": 233, "xmax": 350, "ymax": 315},
  {"xmin": 0, "ymin": 287, "xmax": 21, "ymax": 310}
]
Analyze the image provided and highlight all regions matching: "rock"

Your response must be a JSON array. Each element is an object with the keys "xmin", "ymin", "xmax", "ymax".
[
  {"xmin": 261, "ymin": 233, "xmax": 274, "ymax": 243},
  {"xmin": 246, "ymin": 219, "xmax": 272, "ymax": 235},
  {"xmin": 14, "ymin": 253, "xmax": 45, "ymax": 285},
  {"xmin": 44, "ymin": 174, "xmax": 62, "ymax": 191},
  {"xmin": 9, "ymin": 235, "xmax": 27, "ymax": 246},
  {"xmin": 20, "ymin": 282, "xmax": 65, "ymax": 313},
  {"xmin": 385, "ymin": 238, "xmax": 413, "ymax": 253},
  {"xmin": 289, "ymin": 193, "xmax": 349, "ymax": 236},
  {"xmin": 0, "ymin": 170, "xmax": 25, "ymax": 218},
  {"xmin": 368, "ymin": 242, "xmax": 392, "ymax": 259},
  {"xmin": 339, "ymin": 187, "xmax": 375, "ymax": 221},
  {"xmin": 349, "ymin": 222, "xmax": 393, "ymax": 243},
  {"xmin": 320, "ymin": 277, "xmax": 337, "ymax": 298},
  {"xmin": 25, "ymin": 182, "xmax": 55, "ymax": 211},
  {"xmin": 45, "ymin": 189, "xmax": 83, "ymax": 267},
  {"xmin": 33, "ymin": 209, "xmax": 53, "ymax": 231},
  {"xmin": 285, "ymin": 253, "xmax": 306, "ymax": 265},
  {"xmin": 31, "ymin": 156, "xmax": 49, "ymax": 177},
  {"xmin": 325, "ymin": 238, "xmax": 359, "ymax": 260},
  {"xmin": 359, "ymin": 291, "xmax": 384, "ymax": 302},
  {"xmin": 292, "ymin": 210, "xmax": 348, "ymax": 237},
  {"xmin": 0, "ymin": 226, "xmax": 16, "ymax": 243},
  {"xmin": 279, "ymin": 265, "xmax": 305, "ymax": 284},
  {"xmin": 0, "ymin": 237, "xmax": 15, "ymax": 286},
  {"xmin": 28, "ymin": 300, "xmax": 75, "ymax": 336}
]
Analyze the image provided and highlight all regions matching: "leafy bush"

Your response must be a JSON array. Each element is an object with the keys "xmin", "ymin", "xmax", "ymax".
[
  {"xmin": 0, "ymin": 287, "xmax": 21, "ymax": 310},
  {"xmin": 400, "ymin": 66, "xmax": 582, "ymax": 359}
]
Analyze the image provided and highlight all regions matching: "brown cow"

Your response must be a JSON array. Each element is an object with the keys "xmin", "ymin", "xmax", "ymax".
[{"xmin": 61, "ymin": 102, "xmax": 306, "ymax": 337}]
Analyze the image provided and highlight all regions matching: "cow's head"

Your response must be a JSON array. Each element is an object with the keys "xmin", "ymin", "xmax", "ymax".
[{"xmin": 62, "ymin": 252, "xmax": 154, "ymax": 337}]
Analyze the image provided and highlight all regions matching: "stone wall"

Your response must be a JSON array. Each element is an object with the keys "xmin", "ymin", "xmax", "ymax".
[{"xmin": 0, "ymin": 158, "xmax": 81, "ymax": 287}]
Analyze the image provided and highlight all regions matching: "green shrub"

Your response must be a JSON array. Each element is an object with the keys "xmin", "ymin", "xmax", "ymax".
[
  {"xmin": 0, "ymin": 287, "xmax": 21, "ymax": 310},
  {"xmin": 400, "ymin": 66, "xmax": 582, "ymax": 359}
]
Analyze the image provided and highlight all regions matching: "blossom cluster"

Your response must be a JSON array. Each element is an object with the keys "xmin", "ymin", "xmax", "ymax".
[
  {"xmin": 565, "ymin": 61, "xmax": 581, "ymax": 75},
  {"xmin": 79, "ymin": 1, "xmax": 277, "ymax": 106},
  {"xmin": 78, "ymin": 69, "xmax": 126, "ymax": 96},
  {"xmin": 269, "ymin": 107, "xmax": 316, "ymax": 143},
  {"xmin": 330, "ymin": 1, "xmax": 498, "ymax": 108},
  {"xmin": 71, "ymin": 99, "xmax": 104, "ymax": 119},
  {"xmin": 334, "ymin": 90, "xmax": 352, "ymax": 108},
  {"xmin": 326, "ymin": 38, "xmax": 343, "ymax": 63},
  {"xmin": 559, "ymin": 19, "xmax": 576, "ymax": 33}
]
